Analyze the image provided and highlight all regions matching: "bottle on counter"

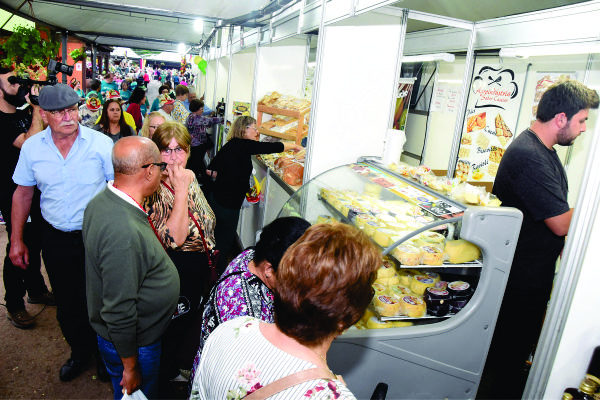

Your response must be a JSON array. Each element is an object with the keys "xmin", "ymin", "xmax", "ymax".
[
  {"xmin": 562, "ymin": 345, "xmax": 600, "ymax": 400},
  {"xmin": 562, "ymin": 376, "xmax": 598, "ymax": 400}
]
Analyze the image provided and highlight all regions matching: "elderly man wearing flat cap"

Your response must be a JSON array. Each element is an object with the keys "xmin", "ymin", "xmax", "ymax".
[{"xmin": 10, "ymin": 83, "xmax": 114, "ymax": 382}]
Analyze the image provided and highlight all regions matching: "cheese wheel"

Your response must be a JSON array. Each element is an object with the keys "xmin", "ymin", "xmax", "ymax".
[
  {"xmin": 435, "ymin": 281, "xmax": 449, "ymax": 290},
  {"xmin": 366, "ymin": 316, "xmax": 393, "ymax": 329},
  {"xmin": 410, "ymin": 275, "xmax": 436, "ymax": 296},
  {"xmin": 376, "ymin": 263, "xmax": 396, "ymax": 279},
  {"xmin": 423, "ymin": 271, "xmax": 441, "ymax": 283},
  {"xmin": 375, "ymin": 275, "xmax": 400, "ymax": 286},
  {"xmin": 389, "ymin": 284, "xmax": 413, "ymax": 298},
  {"xmin": 393, "ymin": 244, "xmax": 422, "ymax": 266},
  {"xmin": 398, "ymin": 295, "xmax": 427, "ymax": 318},
  {"xmin": 364, "ymin": 221, "xmax": 384, "ymax": 237},
  {"xmin": 355, "ymin": 213, "xmax": 375, "ymax": 229},
  {"xmin": 444, "ymin": 239, "xmax": 481, "ymax": 264},
  {"xmin": 374, "ymin": 228, "xmax": 396, "ymax": 247},
  {"xmin": 397, "ymin": 269, "xmax": 419, "ymax": 286},
  {"xmin": 421, "ymin": 245, "xmax": 444, "ymax": 266},
  {"xmin": 414, "ymin": 231, "xmax": 446, "ymax": 249},
  {"xmin": 373, "ymin": 295, "xmax": 401, "ymax": 317},
  {"xmin": 372, "ymin": 282, "xmax": 387, "ymax": 295}
]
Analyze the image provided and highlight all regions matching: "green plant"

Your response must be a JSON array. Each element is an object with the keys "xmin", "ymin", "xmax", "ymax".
[
  {"xmin": 69, "ymin": 47, "xmax": 86, "ymax": 61},
  {"xmin": 1, "ymin": 25, "xmax": 60, "ymax": 78}
]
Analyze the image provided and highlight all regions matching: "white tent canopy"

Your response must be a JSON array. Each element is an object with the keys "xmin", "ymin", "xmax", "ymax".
[
  {"xmin": 0, "ymin": 0, "xmax": 591, "ymax": 53},
  {"xmin": 110, "ymin": 47, "xmax": 141, "ymax": 59}
]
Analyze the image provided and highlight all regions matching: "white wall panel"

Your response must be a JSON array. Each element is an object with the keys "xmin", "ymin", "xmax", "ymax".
[
  {"xmin": 228, "ymin": 51, "xmax": 257, "ymax": 116},
  {"xmin": 205, "ymin": 60, "xmax": 217, "ymax": 109},
  {"xmin": 254, "ymin": 37, "xmax": 308, "ymax": 100},
  {"xmin": 307, "ymin": 22, "xmax": 402, "ymax": 178}
]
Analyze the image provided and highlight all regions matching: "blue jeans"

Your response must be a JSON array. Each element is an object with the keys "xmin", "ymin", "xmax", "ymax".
[{"xmin": 97, "ymin": 335, "xmax": 161, "ymax": 400}]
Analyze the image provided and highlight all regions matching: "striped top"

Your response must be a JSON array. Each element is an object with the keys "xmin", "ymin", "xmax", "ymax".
[{"xmin": 191, "ymin": 316, "xmax": 356, "ymax": 400}]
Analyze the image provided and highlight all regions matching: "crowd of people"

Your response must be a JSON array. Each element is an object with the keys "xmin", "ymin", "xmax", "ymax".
[
  {"xmin": 4, "ymin": 53, "xmax": 592, "ymax": 399},
  {"xmin": 0, "ymin": 62, "xmax": 384, "ymax": 400}
]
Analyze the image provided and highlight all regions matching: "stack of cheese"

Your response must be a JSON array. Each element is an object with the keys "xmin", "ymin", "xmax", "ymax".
[
  {"xmin": 363, "ymin": 259, "xmax": 447, "ymax": 325},
  {"xmin": 317, "ymin": 186, "xmax": 482, "ymax": 267}
]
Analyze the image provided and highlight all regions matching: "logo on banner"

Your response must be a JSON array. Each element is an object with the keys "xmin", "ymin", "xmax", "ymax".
[{"xmin": 471, "ymin": 67, "xmax": 519, "ymax": 109}]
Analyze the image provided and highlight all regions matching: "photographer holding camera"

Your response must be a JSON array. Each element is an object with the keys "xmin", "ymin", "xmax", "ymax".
[{"xmin": 0, "ymin": 66, "xmax": 54, "ymax": 329}]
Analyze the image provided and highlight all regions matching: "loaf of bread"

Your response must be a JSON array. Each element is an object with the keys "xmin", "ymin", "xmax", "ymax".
[{"xmin": 282, "ymin": 162, "xmax": 304, "ymax": 186}]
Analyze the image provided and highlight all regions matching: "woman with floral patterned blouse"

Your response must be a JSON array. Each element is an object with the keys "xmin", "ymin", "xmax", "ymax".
[
  {"xmin": 143, "ymin": 121, "xmax": 216, "ymax": 393},
  {"xmin": 189, "ymin": 216, "xmax": 310, "ymax": 389},
  {"xmin": 190, "ymin": 222, "xmax": 381, "ymax": 399}
]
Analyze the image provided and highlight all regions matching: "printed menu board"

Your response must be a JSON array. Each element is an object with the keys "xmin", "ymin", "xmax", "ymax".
[{"xmin": 456, "ymin": 65, "xmax": 526, "ymax": 183}]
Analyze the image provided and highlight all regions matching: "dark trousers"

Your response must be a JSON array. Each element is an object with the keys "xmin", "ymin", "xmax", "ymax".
[
  {"xmin": 206, "ymin": 191, "xmax": 241, "ymax": 274},
  {"xmin": 478, "ymin": 279, "xmax": 553, "ymax": 399},
  {"xmin": 187, "ymin": 142, "xmax": 212, "ymax": 186},
  {"xmin": 41, "ymin": 219, "xmax": 96, "ymax": 361},
  {"xmin": 159, "ymin": 249, "xmax": 209, "ymax": 397},
  {"xmin": 1, "ymin": 189, "xmax": 48, "ymax": 312}
]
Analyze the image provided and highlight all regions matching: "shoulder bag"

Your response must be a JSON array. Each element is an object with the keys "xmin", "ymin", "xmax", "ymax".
[{"xmin": 243, "ymin": 367, "xmax": 337, "ymax": 400}]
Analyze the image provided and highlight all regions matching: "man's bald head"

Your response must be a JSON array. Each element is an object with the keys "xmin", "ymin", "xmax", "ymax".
[{"xmin": 112, "ymin": 136, "xmax": 160, "ymax": 175}]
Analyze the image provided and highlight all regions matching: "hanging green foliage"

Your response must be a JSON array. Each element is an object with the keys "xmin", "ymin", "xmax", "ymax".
[
  {"xmin": 70, "ymin": 47, "xmax": 86, "ymax": 62},
  {"xmin": 1, "ymin": 25, "xmax": 60, "ymax": 78}
]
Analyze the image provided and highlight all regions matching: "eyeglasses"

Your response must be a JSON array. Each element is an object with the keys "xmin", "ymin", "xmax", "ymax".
[
  {"xmin": 161, "ymin": 147, "xmax": 186, "ymax": 155},
  {"xmin": 48, "ymin": 107, "xmax": 78, "ymax": 117},
  {"xmin": 247, "ymin": 125, "xmax": 259, "ymax": 131},
  {"xmin": 141, "ymin": 162, "xmax": 167, "ymax": 171}
]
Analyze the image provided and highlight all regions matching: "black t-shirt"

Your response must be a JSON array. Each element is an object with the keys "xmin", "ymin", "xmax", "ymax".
[
  {"xmin": 0, "ymin": 108, "xmax": 32, "ymax": 214},
  {"xmin": 492, "ymin": 129, "xmax": 570, "ymax": 290},
  {"xmin": 208, "ymin": 139, "xmax": 284, "ymax": 209}
]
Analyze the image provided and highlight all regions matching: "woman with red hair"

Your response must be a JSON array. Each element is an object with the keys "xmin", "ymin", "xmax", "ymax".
[{"xmin": 191, "ymin": 222, "xmax": 381, "ymax": 399}]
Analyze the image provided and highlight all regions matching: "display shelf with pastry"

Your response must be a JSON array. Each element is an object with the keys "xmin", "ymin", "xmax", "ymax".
[{"xmin": 256, "ymin": 92, "xmax": 311, "ymax": 145}]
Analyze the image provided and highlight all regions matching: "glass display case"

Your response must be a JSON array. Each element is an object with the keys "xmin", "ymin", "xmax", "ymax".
[{"xmin": 276, "ymin": 157, "xmax": 523, "ymax": 399}]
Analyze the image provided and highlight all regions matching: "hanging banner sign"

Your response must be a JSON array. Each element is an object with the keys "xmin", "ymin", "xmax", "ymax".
[
  {"xmin": 393, "ymin": 78, "xmax": 417, "ymax": 131},
  {"xmin": 455, "ymin": 64, "xmax": 526, "ymax": 183}
]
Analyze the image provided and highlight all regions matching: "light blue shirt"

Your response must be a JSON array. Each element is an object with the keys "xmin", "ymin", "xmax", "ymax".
[{"xmin": 13, "ymin": 125, "xmax": 114, "ymax": 231}]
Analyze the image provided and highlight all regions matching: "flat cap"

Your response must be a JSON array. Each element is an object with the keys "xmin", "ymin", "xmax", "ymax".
[{"xmin": 38, "ymin": 84, "xmax": 80, "ymax": 111}]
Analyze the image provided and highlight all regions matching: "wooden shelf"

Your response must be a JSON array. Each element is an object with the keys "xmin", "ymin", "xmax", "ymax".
[{"xmin": 257, "ymin": 104, "xmax": 310, "ymax": 145}]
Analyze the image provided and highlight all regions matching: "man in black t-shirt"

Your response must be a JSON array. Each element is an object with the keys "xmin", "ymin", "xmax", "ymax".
[
  {"xmin": 0, "ymin": 67, "xmax": 53, "ymax": 329},
  {"xmin": 478, "ymin": 80, "xmax": 599, "ymax": 399}
]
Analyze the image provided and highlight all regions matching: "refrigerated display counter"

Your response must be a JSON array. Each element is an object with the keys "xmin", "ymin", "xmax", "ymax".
[{"xmin": 276, "ymin": 158, "xmax": 523, "ymax": 399}]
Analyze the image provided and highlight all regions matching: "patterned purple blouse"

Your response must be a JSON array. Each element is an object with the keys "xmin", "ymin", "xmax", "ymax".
[{"xmin": 190, "ymin": 249, "xmax": 274, "ymax": 384}]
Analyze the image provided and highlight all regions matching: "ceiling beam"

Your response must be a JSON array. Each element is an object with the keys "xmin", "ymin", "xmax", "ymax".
[
  {"xmin": 76, "ymin": 31, "xmax": 199, "ymax": 47},
  {"xmin": 31, "ymin": 0, "xmax": 219, "ymax": 23}
]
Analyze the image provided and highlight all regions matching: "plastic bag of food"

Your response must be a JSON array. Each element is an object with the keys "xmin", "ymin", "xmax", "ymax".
[
  {"xmin": 449, "ymin": 183, "xmax": 486, "ymax": 205},
  {"xmin": 281, "ymin": 161, "xmax": 304, "ymax": 186}
]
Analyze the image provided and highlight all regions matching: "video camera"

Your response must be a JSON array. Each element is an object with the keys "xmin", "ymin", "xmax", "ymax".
[{"xmin": 7, "ymin": 59, "xmax": 74, "ymax": 105}]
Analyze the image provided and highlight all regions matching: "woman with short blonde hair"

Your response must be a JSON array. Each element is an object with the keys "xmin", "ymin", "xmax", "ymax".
[
  {"xmin": 207, "ymin": 115, "xmax": 304, "ymax": 271},
  {"xmin": 139, "ymin": 111, "xmax": 165, "ymax": 138},
  {"xmin": 144, "ymin": 120, "xmax": 216, "ymax": 389}
]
